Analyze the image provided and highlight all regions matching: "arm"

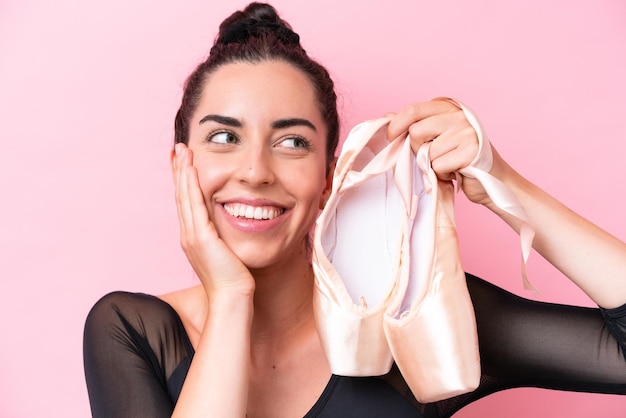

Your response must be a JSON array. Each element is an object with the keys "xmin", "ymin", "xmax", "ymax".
[
  {"xmin": 484, "ymin": 150, "xmax": 626, "ymax": 308},
  {"xmin": 385, "ymin": 100, "xmax": 626, "ymax": 418},
  {"xmin": 170, "ymin": 144, "xmax": 255, "ymax": 417},
  {"xmin": 84, "ymin": 145, "xmax": 254, "ymax": 417},
  {"xmin": 173, "ymin": 293, "xmax": 253, "ymax": 418},
  {"xmin": 387, "ymin": 100, "xmax": 626, "ymax": 308},
  {"xmin": 431, "ymin": 274, "xmax": 626, "ymax": 418}
]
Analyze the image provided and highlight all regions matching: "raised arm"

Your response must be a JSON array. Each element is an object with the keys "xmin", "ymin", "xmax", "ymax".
[
  {"xmin": 480, "ymin": 146, "xmax": 626, "ymax": 308},
  {"xmin": 387, "ymin": 99, "xmax": 626, "ymax": 308}
]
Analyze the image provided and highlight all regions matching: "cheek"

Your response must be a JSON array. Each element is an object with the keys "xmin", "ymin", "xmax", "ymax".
[
  {"xmin": 194, "ymin": 158, "xmax": 229, "ymax": 202},
  {"xmin": 196, "ymin": 176, "xmax": 215, "ymax": 204},
  {"xmin": 284, "ymin": 164, "xmax": 328, "ymax": 207}
]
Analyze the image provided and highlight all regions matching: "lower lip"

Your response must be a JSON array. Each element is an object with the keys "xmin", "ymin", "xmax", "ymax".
[{"xmin": 218, "ymin": 205, "xmax": 287, "ymax": 233}]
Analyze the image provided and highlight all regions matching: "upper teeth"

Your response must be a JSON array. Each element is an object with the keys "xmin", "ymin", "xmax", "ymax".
[{"xmin": 224, "ymin": 203, "xmax": 284, "ymax": 220}]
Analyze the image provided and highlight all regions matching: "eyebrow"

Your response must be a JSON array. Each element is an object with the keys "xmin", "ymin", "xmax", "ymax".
[
  {"xmin": 198, "ymin": 114, "xmax": 242, "ymax": 127},
  {"xmin": 198, "ymin": 114, "xmax": 317, "ymax": 132},
  {"xmin": 272, "ymin": 118, "xmax": 317, "ymax": 132}
]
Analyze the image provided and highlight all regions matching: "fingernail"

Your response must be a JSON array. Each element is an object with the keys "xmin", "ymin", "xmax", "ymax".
[{"xmin": 174, "ymin": 143, "xmax": 181, "ymax": 155}]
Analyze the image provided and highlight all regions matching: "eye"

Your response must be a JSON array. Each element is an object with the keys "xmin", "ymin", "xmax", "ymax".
[
  {"xmin": 207, "ymin": 131, "xmax": 239, "ymax": 144},
  {"xmin": 277, "ymin": 136, "xmax": 311, "ymax": 149}
]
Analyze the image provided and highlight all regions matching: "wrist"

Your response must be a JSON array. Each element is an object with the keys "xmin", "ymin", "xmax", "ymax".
[
  {"xmin": 202, "ymin": 272, "xmax": 256, "ymax": 300},
  {"xmin": 208, "ymin": 287, "xmax": 254, "ymax": 315}
]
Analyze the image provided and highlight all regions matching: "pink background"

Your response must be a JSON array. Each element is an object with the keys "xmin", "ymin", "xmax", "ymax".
[{"xmin": 1, "ymin": 0, "xmax": 625, "ymax": 416}]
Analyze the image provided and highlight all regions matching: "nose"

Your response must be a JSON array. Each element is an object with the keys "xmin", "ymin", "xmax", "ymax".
[{"xmin": 235, "ymin": 143, "xmax": 276, "ymax": 187}]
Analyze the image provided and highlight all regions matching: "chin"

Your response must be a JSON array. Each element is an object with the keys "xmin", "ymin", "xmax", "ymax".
[{"xmin": 229, "ymin": 243, "xmax": 277, "ymax": 270}]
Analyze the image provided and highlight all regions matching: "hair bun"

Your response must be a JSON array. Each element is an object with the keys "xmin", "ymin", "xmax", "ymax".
[
  {"xmin": 216, "ymin": 3, "xmax": 300, "ymax": 47},
  {"xmin": 219, "ymin": 17, "xmax": 300, "ymax": 46}
]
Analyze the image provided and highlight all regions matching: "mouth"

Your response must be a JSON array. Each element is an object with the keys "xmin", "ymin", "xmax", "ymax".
[{"xmin": 223, "ymin": 203, "xmax": 285, "ymax": 220}]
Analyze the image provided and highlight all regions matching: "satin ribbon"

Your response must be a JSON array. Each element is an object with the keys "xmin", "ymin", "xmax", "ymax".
[
  {"xmin": 336, "ymin": 98, "xmax": 536, "ymax": 290},
  {"xmin": 435, "ymin": 97, "xmax": 537, "ymax": 291}
]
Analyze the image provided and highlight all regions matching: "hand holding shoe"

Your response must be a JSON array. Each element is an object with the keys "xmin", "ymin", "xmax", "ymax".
[{"xmin": 387, "ymin": 98, "xmax": 536, "ymax": 290}]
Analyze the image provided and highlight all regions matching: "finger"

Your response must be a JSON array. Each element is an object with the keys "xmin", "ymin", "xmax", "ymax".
[
  {"xmin": 186, "ymin": 165, "xmax": 211, "ymax": 235},
  {"xmin": 387, "ymin": 100, "xmax": 457, "ymax": 140},
  {"xmin": 427, "ymin": 123, "xmax": 475, "ymax": 160},
  {"xmin": 185, "ymin": 165, "xmax": 239, "ymax": 285},
  {"xmin": 176, "ymin": 147, "xmax": 194, "ymax": 240},
  {"xmin": 173, "ymin": 144, "xmax": 183, "ymax": 222},
  {"xmin": 430, "ymin": 129, "xmax": 479, "ymax": 178},
  {"xmin": 406, "ymin": 111, "xmax": 463, "ymax": 151},
  {"xmin": 172, "ymin": 143, "xmax": 181, "ymax": 184}
]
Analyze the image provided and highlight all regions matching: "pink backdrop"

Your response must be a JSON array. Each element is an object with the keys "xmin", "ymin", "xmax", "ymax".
[{"xmin": 1, "ymin": 0, "xmax": 625, "ymax": 416}]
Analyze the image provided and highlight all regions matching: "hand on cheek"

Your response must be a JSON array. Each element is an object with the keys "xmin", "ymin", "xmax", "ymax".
[{"xmin": 172, "ymin": 143, "xmax": 255, "ymax": 297}]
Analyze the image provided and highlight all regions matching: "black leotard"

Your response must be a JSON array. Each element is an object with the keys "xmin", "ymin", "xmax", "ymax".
[{"xmin": 83, "ymin": 273, "xmax": 626, "ymax": 417}]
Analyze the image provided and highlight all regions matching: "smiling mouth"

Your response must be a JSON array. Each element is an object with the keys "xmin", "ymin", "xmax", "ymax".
[{"xmin": 223, "ymin": 203, "xmax": 285, "ymax": 220}]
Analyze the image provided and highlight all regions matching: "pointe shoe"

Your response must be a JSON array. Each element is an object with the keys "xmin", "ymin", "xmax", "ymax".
[
  {"xmin": 314, "ymin": 98, "xmax": 534, "ymax": 400},
  {"xmin": 383, "ymin": 142, "xmax": 481, "ymax": 402},
  {"xmin": 312, "ymin": 117, "xmax": 415, "ymax": 376},
  {"xmin": 383, "ymin": 98, "xmax": 536, "ymax": 402}
]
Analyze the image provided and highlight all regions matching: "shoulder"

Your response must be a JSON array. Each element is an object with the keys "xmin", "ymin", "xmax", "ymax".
[
  {"xmin": 84, "ymin": 291, "xmax": 194, "ymax": 402},
  {"xmin": 88, "ymin": 291, "xmax": 176, "ymax": 319},
  {"xmin": 158, "ymin": 285, "xmax": 206, "ymax": 317},
  {"xmin": 84, "ymin": 291, "xmax": 194, "ymax": 364},
  {"xmin": 85, "ymin": 291, "xmax": 183, "ymax": 337}
]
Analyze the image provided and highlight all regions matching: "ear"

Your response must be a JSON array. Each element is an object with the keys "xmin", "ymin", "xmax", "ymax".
[{"xmin": 319, "ymin": 157, "xmax": 337, "ymax": 210}]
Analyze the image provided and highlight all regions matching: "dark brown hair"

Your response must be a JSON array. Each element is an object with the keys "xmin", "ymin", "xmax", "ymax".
[{"xmin": 174, "ymin": 2, "xmax": 339, "ymax": 169}]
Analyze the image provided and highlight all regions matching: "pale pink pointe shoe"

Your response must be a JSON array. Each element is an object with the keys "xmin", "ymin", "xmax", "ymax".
[
  {"xmin": 314, "ymin": 98, "xmax": 535, "ymax": 401},
  {"xmin": 312, "ymin": 117, "xmax": 414, "ymax": 376},
  {"xmin": 383, "ymin": 142, "xmax": 481, "ymax": 402},
  {"xmin": 384, "ymin": 97, "xmax": 536, "ymax": 402}
]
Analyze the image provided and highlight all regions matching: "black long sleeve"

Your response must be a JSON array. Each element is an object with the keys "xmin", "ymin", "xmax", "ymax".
[
  {"xmin": 83, "ymin": 273, "xmax": 626, "ymax": 417},
  {"xmin": 83, "ymin": 292, "xmax": 193, "ymax": 418},
  {"xmin": 427, "ymin": 273, "xmax": 626, "ymax": 417}
]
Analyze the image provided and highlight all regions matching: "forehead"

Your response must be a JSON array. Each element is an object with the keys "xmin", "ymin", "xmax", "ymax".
[{"xmin": 193, "ymin": 60, "xmax": 323, "ymax": 126}]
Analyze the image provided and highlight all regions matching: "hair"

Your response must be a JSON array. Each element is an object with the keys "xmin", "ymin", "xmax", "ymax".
[{"xmin": 174, "ymin": 2, "xmax": 340, "ymax": 170}]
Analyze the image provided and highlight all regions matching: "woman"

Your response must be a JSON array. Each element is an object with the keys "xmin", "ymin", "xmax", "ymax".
[{"xmin": 83, "ymin": 3, "xmax": 626, "ymax": 417}]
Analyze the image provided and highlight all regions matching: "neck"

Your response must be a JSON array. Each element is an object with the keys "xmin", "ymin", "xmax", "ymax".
[
  {"xmin": 249, "ymin": 262, "xmax": 321, "ymax": 371},
  {"xmin": 249, "ymin": 254, "xmax": 316, "ymax": 342}
]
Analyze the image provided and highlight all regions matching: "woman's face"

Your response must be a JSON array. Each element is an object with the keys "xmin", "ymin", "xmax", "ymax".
[{"xmin": 186, "ymin": 60, "xmax": 332, "ymax": 270}]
